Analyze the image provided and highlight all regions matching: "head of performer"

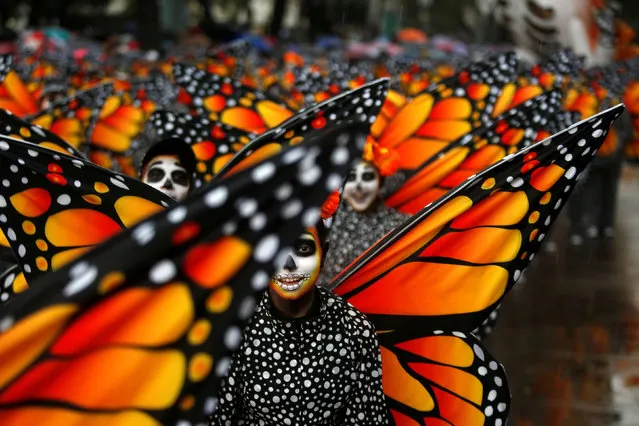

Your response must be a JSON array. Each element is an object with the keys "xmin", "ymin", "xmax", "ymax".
[
  {"xmin": 140, "ymin": 138, "xmax": 196, "ymax": 202},
  {"xmin": 269, "ymin": 191, "xmax": 339, "ymax": 302},
  {"xmin": 269, "ymin": 225, "xmax": 329, "ymax": 302},
  {"xmin": 342, "ymin": 141, "xmax": 399, "ymax": 212},
  {"xmin": 342, "ymin": 161, "xmax": 381, "ymax": 213}
]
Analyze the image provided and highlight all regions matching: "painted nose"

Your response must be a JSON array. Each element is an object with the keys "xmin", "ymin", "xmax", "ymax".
[
  {"xmin": 162, "ymin": 179, "xmax": 174, "ymax": 190},
  {"xmin": 283, "ymin": 255, "xmax": 297, "ymax": 271}
]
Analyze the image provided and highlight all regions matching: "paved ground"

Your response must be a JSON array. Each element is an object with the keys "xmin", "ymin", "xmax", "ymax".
[{"xmin": 485, "ymin": 168, "xmax": 639, "ymax": 426}]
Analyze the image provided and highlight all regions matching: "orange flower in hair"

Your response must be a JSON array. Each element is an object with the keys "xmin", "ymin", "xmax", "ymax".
[
  {"xmin": 363, "ymin": 139, "xmax": 400, "ymax": 177},
  {"xmin": 320, "ymin": 190, "xmax": 341, "ymax": 220}
]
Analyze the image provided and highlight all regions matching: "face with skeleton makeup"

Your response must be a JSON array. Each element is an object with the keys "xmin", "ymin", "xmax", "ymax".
[
  {"xmin": 270, "ymin": 230, "xmax": 323, "ymax": 300},
  {"xmin": 141, "ymin": 155, "xmax": 191, "ymax": 201},
  {"xmin": 343, "ymin": 161, "xmax": 381, "ymax": 213}
]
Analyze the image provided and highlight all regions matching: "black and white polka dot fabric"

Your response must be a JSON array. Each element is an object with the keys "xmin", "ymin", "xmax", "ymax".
[{"xmin": 210, "ymin": 287, "xmax": 389, "ymax": 426}]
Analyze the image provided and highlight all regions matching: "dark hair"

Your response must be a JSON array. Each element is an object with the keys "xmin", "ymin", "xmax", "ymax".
[{"xmin": 140, "ymin": 138, "xmax": 197, "ymax": 185}]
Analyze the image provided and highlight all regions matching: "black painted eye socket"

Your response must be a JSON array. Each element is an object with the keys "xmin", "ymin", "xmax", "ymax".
[
  {"xmin": 346, "ymin": 171, "xmax": 357, "ymax": 182},
  {"xmin": 295, "ymin": 238, "xmax": 317, "ymax": 257},
  {"xmin": 362, "ymin": 171, "xmax": 377, "ymax": 182},
  {"xmin": 147, "ymin": 168, "xmax": 165, "ymax": 183},
  {"xmin": 172, "ymin": 170, "xmax": 189, "ymax": 186}
]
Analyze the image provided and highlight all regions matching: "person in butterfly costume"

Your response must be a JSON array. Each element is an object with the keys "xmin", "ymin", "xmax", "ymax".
[
  {"xmin": 317, "ymin": 143, "xmax": 407, "ymax": 289},
  {"xmin": 140, "ymin": 137, "xmax": 197, "ymax": 202},
  {"xmin": 210, "ymin": 219, "xmax": 389, "ymax": 425}
]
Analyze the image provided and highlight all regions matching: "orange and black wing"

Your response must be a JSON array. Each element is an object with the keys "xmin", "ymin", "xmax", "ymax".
[
  {"xmin": 0, "ymin": 263, "xmax": 25, "ymax": 304},
  {"xmin": 88, "ymin": 90, "xmax": 157, "ymax": 175},
  {"xmin": 27, "ymin": 83, "xmax": 113, "ymax": 150},
  {"xmin": 0, "ymin": 109, "xmax": 85, "ymax": 158},
  {"xmin": 149, "ymin": 109, "xmax": 256, "ymax": 185},
  {"xmin": 0, "ymin": 135, "xmax": 174, "ymax": 289},
  {"xmin": 371, "ymin": 53, "xmax": 518, "ymax": 178},
  {"xmin": 0, "ymin": 55, "xmax": 41, "ymax": 117},
  {"xmin": 491, "ymin": 49, "xmax": 582, "ymax": 118},
  {"xmin": 214, "ymin": 78, "xmax": 389, "ymax": 180},
  {"xmin": 173, "ymin": 63, "xmax": 295, "ymax": 133},
  {"xmin": 386, "ymin": 90, "xmax": 564, "ymax": 214},
  {"xmin": 0, "ymin": 120, "xmax": 362, "ymax": 425},
  {"xmin": 330, "ymin": 105, "xmax": 625, "ymax": 426}
]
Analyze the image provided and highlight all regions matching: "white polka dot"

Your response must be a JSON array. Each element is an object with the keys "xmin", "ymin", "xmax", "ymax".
[
  {"xmin": 254, "ymin": 235, "xmax": 279, "ymax": 262},
  {"xmin": 149, "ymin": 260, "xmax": 176, "ymax": 283},
  {"xmin": 252, "ymin": 162, "xmax": 276, "ymax": 183},
  {"xmin": 283, "ymin": 147, "xmax": 307, "ymax": 164},
  {"xmin": 57, "ymin": 194, "xmax": 71, "ymax": 205},
  {"xmin": 495, "ymin": 376, "xmax": 503, "ymax": 386},
  {"xmin": 168, "ymin": 206, "xmax": 187, "ymax": 223},
  {"xmin": 2, "ymin": 180, "xmax": 9, "ymax": 188},
  {"xmin": 205, "ymin": 186, "xmax": 228, "ymax": 208},
  {"xmin": 478, "ymin": 366, "xmax": 488, "ymax": 376},
  {"xmin": 510, "ymin": 177, "xmax": 524, "ymax": 188},
  {"xmin": 224, "ymin": 326, "xmax": 241, "ymax": 349},
  {"xmin": 488, "ymin": 389, "xmax": 497, "ymax": 401},
  {"xmin": 133, "ymin": 222, "xmax": 155, "ymax": 245},
  {"xmin": 485, "ymin": 406, "xmax": 494, "ymax": 416},
  {"xmin": 565, "ymin": 166, "xmax": 576, "ymax": 179},
  {"xmin": 299, "ymin": 166, "xmax": 321, "ymax": 186},
  {"xmin": 331, "ymin": 147, "xmax": 350, "ymax": 165},
  {"xmin": 27, "ymin": 149, "xmax": 38, "ymax": 157},
  {"xmin": 592, "ymin": 129, "xmax": 603, "ymax": 138},
  {"xmin": 0, "ymin": 316, "xmax": 14, "ymax": 331},
  {"xmin": 498, "ymin": 402, "xmax": 507, "ymax": 412},
  {"xmin": 238, "ymin": 198, "xmax": 258, "ymax": 217},
  {"xmin": 281, "ymin": 199, "xmax": 302, "ymax": 218},
  {"xmin": 0, "ymin": 195, "xmax": 6, "ymax": 208},
  {"xmin": 0, "ymin": 141, "xmax": 8, "ymax": 150},
  {"xmin": 304, "ymin": 380, "xmax": 312, "ymax": 387},
  {"xmin": 275, "ymin": 183, "xmax": 293, "ymax": 200},
  {"xmin": 302, "ymin": 208, "xmax": 320, "ymax": 227},
  {"xmin": 9, "ymin": 165, "xmax": 17, "ymax": 173},
  {"xmin": 17, "ymin": 245, "xmax": 25, "ymax": 257},
  {"xmin": 474, "ymin": 344, "xmax": 485, "ymax": 361},
  {"xmin": 6, "ymin": 228, "xmax": 16, "ymax": 241},
  {"xmin": 63, "ymin": 265, "xmax": 98, "ymax": 296},
  {"xmin": 251, "ymin": 271, "xmax": 269, "ymax": 290},
  {"xmin": 249, "ymin": 213, "xmax": 267, "ymax": 231}
]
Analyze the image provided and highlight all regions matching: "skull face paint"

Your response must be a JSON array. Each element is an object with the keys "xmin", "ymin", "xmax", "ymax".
[
  {"xmin": 270, "ymin": 230, "xmax": 322, "ymax": 300},
  {"xmin": 343, "ymin": 161, "xmax": 380, "ymax": 213},
  {"xmin": 141, "ymin": 155, "xmax": 191, "ymax": 201}
]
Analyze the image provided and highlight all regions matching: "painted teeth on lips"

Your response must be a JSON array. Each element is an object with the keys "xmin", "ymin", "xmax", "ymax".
[{"xmin": 273, "ymin": 273, "xmax": 311, "ymax": 291}]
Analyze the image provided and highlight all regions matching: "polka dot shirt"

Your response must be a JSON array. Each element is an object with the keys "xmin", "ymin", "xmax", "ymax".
[{"xmin": 210, "ymin": 287, "xmax": 389, "ymax": 426}]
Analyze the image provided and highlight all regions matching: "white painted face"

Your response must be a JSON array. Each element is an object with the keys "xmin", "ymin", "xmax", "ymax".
[
  {"xmin": 343, "ymin": 162, "xmax": 380, "ymax": 213},
  {"xmin": 270, "ymin": 232, "xmax": 322, "ymax": 300},
  {"xmin": 141, "ymin": 155, "xmax": 191, "ymax": 201}
]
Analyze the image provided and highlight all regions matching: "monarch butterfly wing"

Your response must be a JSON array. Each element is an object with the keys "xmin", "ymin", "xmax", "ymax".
[
  {"xmin": 149, "ymin": 109, "xmax": 257, "ymax": 186},
  {"xmin": 375, "ymin": 53, "xmax": 518, "ymax": 180},
  {"xmin": 213, "ymin": 78, "xmax": 389, "ymax": 180},
  {"xmin": 89, "ymin": 91, "xmax": 156, "ymax": 174},
  {"xmin": 27, "ymin": 83, "xmax": 113, "ymax": 150},
  {"xmin": 333, "ymin": 104, "xmax": 625, "ymax": 335},
  {"xmin": 0, "ymin": 121, "xmax": 362, "ymax": 425},
  {"xmin": 0, "ymin": 55, "xmax": 40, "ymax": 117},
  {"xmin": 386, "ymin": 90, "xmax": 564, "ymax": 214},
  {"xmin": 379, "ymin": 330, "xmax": 510, "ymax": 426},
  {"xmin": 0, "ymin": 135, "xmax": 174, "ymax": 288},
  {"xmin": 173, "ymin": 63, "xmax": 295, "ymax": 133},
  {"xmin": 0, "ymin": 263, "xmax": 25, "ymax": 304},
  {"xmin": 0, "ymin": 109, "xmax": 86, "ymax": 158},
  {"xmin": 490, "ymin": 51, "xmax": 578, "ymax": 119}
]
